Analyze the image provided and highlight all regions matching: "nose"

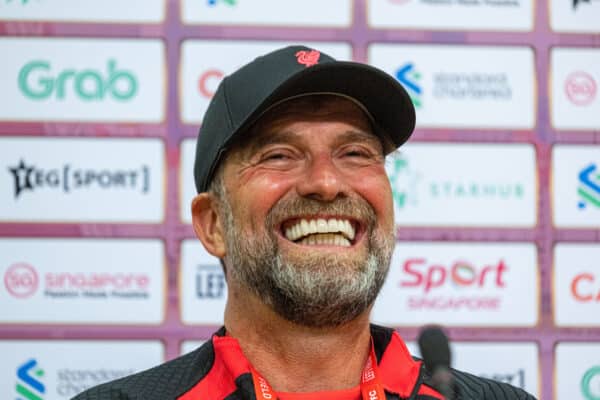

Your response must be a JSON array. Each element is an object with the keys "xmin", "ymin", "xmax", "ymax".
[{"xmin": 296, "ymin": 153, "xmax": 348, "ymax": 201}]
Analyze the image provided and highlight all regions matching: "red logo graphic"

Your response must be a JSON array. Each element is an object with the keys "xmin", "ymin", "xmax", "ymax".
[
  {"xmin": 295, "ymin": 50, "xmax": 320, "ymax": 67},
  {"xmin": 398, "ymin": 258, "xmax": 508, "ymax": 311},
  {"xmin": 198, "ymin": 69, "xmax": 225, "ymax": 98},
  {"xmin": 400, "ymin": 258, "xmax": 508, "ymax": 293},
  {"xmin": 4, "ymin": 263, "xmax": 38, "ymax": 298},
  {"xmin": 571, "ymin": 272, "xmax": 600, "ymax": 302},
  {"xmin": 565, "ymin": 71, "xmax": 597, "ymax": 106}
]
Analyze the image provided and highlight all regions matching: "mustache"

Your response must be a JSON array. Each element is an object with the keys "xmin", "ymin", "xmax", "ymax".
[{"xmin": 266, "ymin": 196, "xmax": 377, "ymax": 229}]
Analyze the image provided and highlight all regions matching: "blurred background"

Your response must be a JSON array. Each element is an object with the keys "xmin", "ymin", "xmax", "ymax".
[{"xmin": 0, "ymin": 0, "xmax": 599, "ymax": 399}]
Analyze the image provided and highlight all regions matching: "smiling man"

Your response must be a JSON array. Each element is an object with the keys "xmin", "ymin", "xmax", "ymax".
[{"xmin": 73, "ymin": 46, "xmax": 536, "ymax": 400}]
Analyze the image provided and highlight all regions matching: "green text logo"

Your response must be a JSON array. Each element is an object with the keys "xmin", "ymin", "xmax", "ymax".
[
  {"xmin": 581, "ymin": 365, "xmax": 600, "ymax": 400},
  {"xmin": 387, "ymin": 154, "xmax": 421, "ymax": 210},
  {"xmin": 18, "ymin": 59, "xmax": 138, "ymax": 101}
]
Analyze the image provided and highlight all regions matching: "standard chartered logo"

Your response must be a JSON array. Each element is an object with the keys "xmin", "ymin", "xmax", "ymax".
[
  {"xmin": 18, "ymin": 59, "xmax": 138, "ymax": 101},
  {"xmin": 582, "ymin": 365, "xmax": 600, "ymax": 400},
  {"xmin": 16, "ymin": 359, "xmax": 45, "ymax": 400}
]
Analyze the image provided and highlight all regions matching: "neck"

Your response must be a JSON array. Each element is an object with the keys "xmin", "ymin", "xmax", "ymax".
[{"xmin": 224, "ymin": 285, "xmax": 373, "ymax": 393}]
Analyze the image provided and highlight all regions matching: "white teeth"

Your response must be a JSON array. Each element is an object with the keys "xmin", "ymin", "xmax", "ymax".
[
  {"xmin": 284, "ymin": 217, "xmax": 356, "ymax": 244},
  {"xmin": 298, "ymin": 233, "xmax": 351, "ymax": 247}
]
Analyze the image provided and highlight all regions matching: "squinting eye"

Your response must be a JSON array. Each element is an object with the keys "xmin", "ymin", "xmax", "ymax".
[
  {"xmin": 264, "ymin": 152, "xmax": 289, "ymax": 160},
  {"xmin": 344, "ymin": 149, "xmax": 370, "ymax": 158}
]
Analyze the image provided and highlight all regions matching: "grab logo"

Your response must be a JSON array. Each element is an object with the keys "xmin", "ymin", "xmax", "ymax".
[
  {"xmin": 18, "ymin": 59, "xmax": 138, "ymax": 102},
  {"xmin": 399, "ymin": 258, "xmax": 508, "ymax": 293}
]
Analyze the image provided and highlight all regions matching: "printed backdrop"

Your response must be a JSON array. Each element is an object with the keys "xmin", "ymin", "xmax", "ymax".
[{"xmin": 0, "ymin": 1, "xmax": 599, "ymax": 399}]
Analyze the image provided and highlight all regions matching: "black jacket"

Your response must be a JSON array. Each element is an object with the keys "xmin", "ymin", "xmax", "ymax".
[{"xmin": 72, "ymin": 325, "xmax": 536, "ymax": 400}]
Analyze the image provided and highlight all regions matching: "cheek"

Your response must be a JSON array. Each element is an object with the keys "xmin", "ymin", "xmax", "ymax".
[
  {"xmin": 232, "ymin": 174, "xmax": 295, "ymax": 225},
  {"xmin": 352, "ymin": 174, "xmax": 395, "ymax": 224}
]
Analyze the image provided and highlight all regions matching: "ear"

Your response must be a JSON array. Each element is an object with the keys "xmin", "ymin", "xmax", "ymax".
[{"xmin": 191, "ymin": 193, "xmax": 226, "ymax": 258}]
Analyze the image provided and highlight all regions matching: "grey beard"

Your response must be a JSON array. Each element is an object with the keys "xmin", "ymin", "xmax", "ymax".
[{"xmin": 220, "ymin": 195, "xmax": 395, "ymax": 328}]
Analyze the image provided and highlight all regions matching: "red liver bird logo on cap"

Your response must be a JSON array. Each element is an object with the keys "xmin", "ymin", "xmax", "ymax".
[{"xmin": 295, "ymin": 50, "xmax": 320, "ymax": 67}]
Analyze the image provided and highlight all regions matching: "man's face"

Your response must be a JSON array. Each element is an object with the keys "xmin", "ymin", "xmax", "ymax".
[{"xmin": 216, "ymin": 95, "xmax": 396, "ymax": 327}]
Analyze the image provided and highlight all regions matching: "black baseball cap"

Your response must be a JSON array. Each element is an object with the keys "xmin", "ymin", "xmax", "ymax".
[{"xmin": 194, "ymin": 45, "xmax": 416, "ymax": 193}]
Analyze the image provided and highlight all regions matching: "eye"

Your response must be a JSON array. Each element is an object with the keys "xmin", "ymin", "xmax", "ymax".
[
  {"xmin": 262, "ymin": 151, "xmax": 291, "ymax": 161},
  {"xmin": 341, "ymin": 146, "xmax": 376, "ymax": 159}
]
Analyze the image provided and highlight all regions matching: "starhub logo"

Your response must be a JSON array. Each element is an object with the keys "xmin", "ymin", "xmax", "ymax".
[
  {"xmin": 578, "ymin": 164, "xmax": 600, "ymax": 210},
  {"xmin": 16, "ymin": 359, "xmax": 45, "ymax": 400},
  {"xmin": 395, "ymin": 62, "xmax": 423, "ymax": 108},
  {"xmin": 387, "ymin": 154, "xmax": 421, "ymax": 210},
  {"xmin": 18, "ymin": 59, "xmax": 138, "ymax": 102}
]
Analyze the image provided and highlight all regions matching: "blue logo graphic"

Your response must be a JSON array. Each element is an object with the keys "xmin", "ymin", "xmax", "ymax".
[
  {"xmin": 207, "ymin": 0, "xmax": 236, "ymax": 6},
  {"xmin": 395, "ymin": 63, "xmax": 422, "ymax": 108},
  {"xmin": 16, "ymin": 359, "xmax": 45, "ymax": 400},
  {"xmin": 577, "ymin": 163, "xmax": 600, "ymax": 210}
]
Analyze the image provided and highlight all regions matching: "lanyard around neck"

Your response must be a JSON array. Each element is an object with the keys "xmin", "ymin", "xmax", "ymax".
[{"xmin": 250, "ymin": 339, "xmax": 386, "ymax": 400}]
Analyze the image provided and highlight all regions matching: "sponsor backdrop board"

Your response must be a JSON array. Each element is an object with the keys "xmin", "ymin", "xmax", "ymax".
[
  {"xmin": 0, "ymin": 238, "xmax": 166, "ymax": 324},
  {"xmin": 550, "ymin": 48, "xmax": 600, "ymax": 131},
  {"xmin": 386, "ymin": 143, "xmax": 538, "ymax": 227},
  {"xmin": 0, "ymin": 137, "xmax": 165, "ymax": 223},
  {"xmin": 181, "ymin": 340, "xmax": 206, "ymax": 355},
  {"xmin": 0, "ymin": 1, "xmax": 598, "ymax": 399},
  {"xmin": 0, "ymin": 0, "xmax": 166, "ymax": 23},
  {"xmin": 553, "ymin": 243, "xmax": 600, "ymax": 327},
  {"xmin": 555, "ymin": 343, "xmax": 600, "ymax": 400},
  {"xmin": 368, "ymin": 0, "xmax": 534, "ymax": 31},
  {"xmin": 0, "ymin": 340, "xmax": 163, "ymax": 399},
  {"xmin": 181, "ymin": 0, "xmax": 353, "ymax": 27},
  {"xmin": 179, "ymin": 239, "xmax": 227, "ymax": 325},
  {"xmin": 368, "ymin": 44, "xmax": 536, "ymax": 129},
  {"xmin": 552, "ymin": 145, "xmax": 600, "ymax": 228},
  {"xmin": 372, "ymin": 242, "xmax": 539, "ymax": 326},
  {"xmin": 406, "ymin": 341, "xmax": 540, "ymax": 397},
  {"xmin": 0, "ymin": 38, "xmax": 166, "ymax": 123}
]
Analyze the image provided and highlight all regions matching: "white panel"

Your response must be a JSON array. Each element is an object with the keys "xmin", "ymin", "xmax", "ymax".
[
  {"xmin": 386, "ymin": 143, "xmax": 537, "ymax": 227},
  {"xmin": 552, "ymin": 145, "xmax": 600, "ymax": 228},
  {"xmin": 0, "ymin": 239, "xmax": 166, "ymax": 324},
  {"xmin": 0, "ymin": 137, "xmax": 165, "ymax": 223},
  {"xmin": 554, "ymin": 243, "xmax": 600, "ymax": 326},
  {"xmin": 369, "ymin": 44, "xmax": 536, "ymax": 129},
  {"xmin": 372, "ymin": 242, "xmax": 538, "ymax": 326},
  {"xmin": 0, "ymin": 38, "xmax": 165, "ymax": 123}
]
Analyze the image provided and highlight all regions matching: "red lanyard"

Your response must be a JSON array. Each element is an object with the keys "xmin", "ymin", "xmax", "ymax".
[{"xmin": 250, "ymin": 340, "xmax": 386, "ymax": 400}]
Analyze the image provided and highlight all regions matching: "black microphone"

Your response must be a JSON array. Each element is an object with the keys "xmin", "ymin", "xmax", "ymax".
[{"xmin": 418, "ymin": 326, "xmax": 454, "ymax": 400}]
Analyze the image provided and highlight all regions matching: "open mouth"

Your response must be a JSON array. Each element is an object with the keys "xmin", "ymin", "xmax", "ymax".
[{"xmin": 282, "ymin": 217, "xmax": 358, "ymax": 247}]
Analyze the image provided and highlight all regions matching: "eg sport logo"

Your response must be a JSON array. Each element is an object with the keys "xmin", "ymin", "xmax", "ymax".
[
  {"xmin": 16, "ymin": 359, "xmax": 45, "ymax": 400},
  {"xmin": 578, "ymin": 164, "xmax": 600, "ymax": 211},
  {"xmin": 7, "ymin": 159, "xmax": 151, "ymax": 199},
  {"xmin": 18, "ymin": 59, "xmax": 138, "ymax": 102}
]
